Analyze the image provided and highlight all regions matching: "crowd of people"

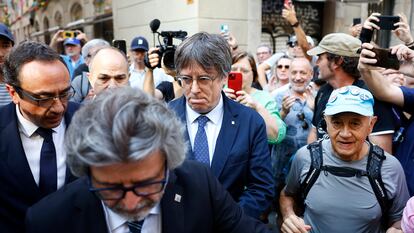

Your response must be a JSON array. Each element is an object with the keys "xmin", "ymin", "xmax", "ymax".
[{"xmin": 0, "ymin": 2, "xmax": 414, "ymax": 233}]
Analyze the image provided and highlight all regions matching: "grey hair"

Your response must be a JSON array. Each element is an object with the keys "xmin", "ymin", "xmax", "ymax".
[
  {"xmin": 257, "ymin": 44, "xmax": 272, "ymax": 54},
  {"xmin": 174, "ymin": 32, "xmax": 232, "ymax": 78},
  {"xmin": 65, "ymin": 87, "xmax": 187, "ymax": 177},
  {"xmin": 81, "ymin": 38, "xmax": 110, "ymax": 60}
]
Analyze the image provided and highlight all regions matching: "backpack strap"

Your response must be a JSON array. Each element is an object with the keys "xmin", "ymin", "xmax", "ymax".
[
  {"xmin": 301, "ymin": 140, "xmax": 323, "ymax": 200},
  {"xmin": 367, "ymin": 143, "xmax": 390, "ymax": 226},
  {"xmin": 80, "ymin": 72, "xmax": 90, "ymax": 100}
]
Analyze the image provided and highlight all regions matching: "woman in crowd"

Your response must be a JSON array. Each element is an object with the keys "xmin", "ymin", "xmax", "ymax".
[{"xmin": 224, "ymin": 51, "xmax": 286, "ymax": 144}]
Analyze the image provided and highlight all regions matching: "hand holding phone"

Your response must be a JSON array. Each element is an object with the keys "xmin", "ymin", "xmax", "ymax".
[
  {"xmin": 63, "ymin": 31, "xmax": 76, "ymax": 39},
  {"xmin": 373, "ymin": 15, "xmax": 400, "ymax": 30},
  {"xmin": 371, "ymin": 47, "xmax": 400, "ymax": 70},
  {"xmin": 228, "ymin": 72, "xmax": 243, "ymax": 97}
]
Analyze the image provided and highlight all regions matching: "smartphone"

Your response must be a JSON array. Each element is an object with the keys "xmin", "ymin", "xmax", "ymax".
[
  {"xmin": 220, "ymin": 24, "xmax": 229, "ymax": 34},
  {"xmin": 112, "ymin": 39, "xmax": 127, "ymax": 55},
  {"xmin": 63, "ymin": 30, "xmax": 75, "ymax": 39},
  {"xmin": 228, "ymin": 72, "xmax": 243, "ymax": 96},
  {"xmin": 353, "ymin": 18, "xmax": 361, "ymax": 26},
  {"xmin": 372, "ymin": 47, "xmax": 400, "ymax": 70},
  {"xmin": 373, "ymin": 15, "xmax": 400, "ymax": 30}
]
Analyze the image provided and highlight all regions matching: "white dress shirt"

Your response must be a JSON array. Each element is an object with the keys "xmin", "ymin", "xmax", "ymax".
[
  {"xmin": 15, "ymin": 105, "xmax": 67, "ymax": 188},
  {"xmin": 129, "ymin": 65, "xmax": 173, "ymax": 90},
  {"xmin": 186, "ymin": 95, "xmax": 224, "ymax": 165},
  {"xmin": 102, "ymin": 202, "xmax": 161, "ymax": 233}
]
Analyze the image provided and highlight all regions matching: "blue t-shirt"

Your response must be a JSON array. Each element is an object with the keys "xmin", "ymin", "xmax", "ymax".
[{"xmin": 396, "ymin": 86, "xmax": 414, "ymax": 196}]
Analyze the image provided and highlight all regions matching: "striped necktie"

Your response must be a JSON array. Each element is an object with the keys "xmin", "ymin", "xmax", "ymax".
[{"xmin": 127, "ymin": 219, "xmax": 145, "ymax": 233}]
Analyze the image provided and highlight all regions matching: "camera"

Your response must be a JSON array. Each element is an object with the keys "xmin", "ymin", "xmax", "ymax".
[
  {"xmin": 144, "ymin": 19, "xmax": 187, "ymax": 69},
  {"xmin": 63, "ymin": 30, "xmax": 77, "ymax": 39}
]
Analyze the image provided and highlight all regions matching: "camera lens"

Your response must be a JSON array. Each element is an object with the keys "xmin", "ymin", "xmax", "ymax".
[{"xmin": 163, "ymin": 49, "xmax": 175, "ymax": 69}]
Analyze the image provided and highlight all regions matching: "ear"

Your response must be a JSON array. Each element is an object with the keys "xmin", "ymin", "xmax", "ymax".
[
  {"xmin": 368, "ymin": 116, "xmax": 378, "ymax": 133},
  {"xmin": 5, "ymin": 84, "xmax": 20, "ymax": 105}
]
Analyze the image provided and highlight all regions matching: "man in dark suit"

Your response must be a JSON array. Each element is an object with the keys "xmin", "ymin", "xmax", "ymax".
[
  {"xmin": 25, "ymin": 88, "xmax": 271, "ymax": 233},
  {"xmin": 0, "ymin": 41, "xmax": 79, "ymax": 233},
  {"xmin": 169, "ymin": 32, "xmax": 274, "ymax": 219}
]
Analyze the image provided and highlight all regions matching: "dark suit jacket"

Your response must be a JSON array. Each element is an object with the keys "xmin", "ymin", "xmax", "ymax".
[
  {"xmin": 0, "ymin": 102, "xmax": 79, "ymax": 233},
  {"xmin": 169, "ymin": 93, "xmax": 274, "ymax": 218},
  {"xmin": 25, "ymin": 161, "xmax": 271, "ymax": 233}
]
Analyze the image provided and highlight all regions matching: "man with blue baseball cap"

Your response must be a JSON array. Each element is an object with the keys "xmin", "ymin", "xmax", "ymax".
[
  {"xmin": 61, "ymin": 38, "xmax": 84, "ymax": 79},
  {"xmin": 0, "ymin": 23, "xmax": 14, "ymax": 106},
  {"xmin": 129, "ymin": 36, "xmax": 173, "ymax": 90},
  {"xmin": 279, "ymin": 86, "xmax": 409, "ymax": 233}
]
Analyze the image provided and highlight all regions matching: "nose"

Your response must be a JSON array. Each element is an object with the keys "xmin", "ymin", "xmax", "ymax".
[
  {"xmin": 107, "ymin": 79, "xmax": 118, "ymax": 89},
  {"xmin": 338, "ymin": 125, "xmax": 352, "ymax": 138},
  {"xmin": 190, "ymin": 79, "xmax": 201, "ymax": 93},
  {"xmin": 121, "ymin": 191, "xmax": 142, "ymax": 211},
  {"xmin": 49, "ymin": 97, "xmax": 65, "ymax": 113}
]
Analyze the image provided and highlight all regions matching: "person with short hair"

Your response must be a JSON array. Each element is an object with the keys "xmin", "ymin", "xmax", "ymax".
[
  {"xmin": 0, "ymin": 23, "xmax": 14, "ymax": 106},
  {"xmin": 25, "ymin": 87, "xmax": 272, "ymax": 233},
  {"xmin": 280, "ymin": 85, "xmax": 409, "ymax": 233},
  {"xmin": 0, "ymin": 41, "xmax": 79, "ymax": 233},
  {"xmin": 169, "ymin": 32, "xmax": 274, "ymax": 219},
  {"xmin": 70, "ymin": 38, "xmax": 110, "ymax": 103},
  {"xmin": 88, "ymin": 47, "xmax": 130, "ymax": 96}
]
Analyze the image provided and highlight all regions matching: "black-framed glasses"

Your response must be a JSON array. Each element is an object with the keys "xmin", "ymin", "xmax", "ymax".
[
  {"xmin": 89, "ymin": 165, "xmax": 168, "ymax": 201},
  {"xmin": 297, "ymin": 112, "xmax": 309, "ymax": 129},
  {"xmin": 14, "ymin": 86, "xmax": 75, "ymax": 108},
  {"xmin": 177, "ymin": 75, "xmax": 217, "ymax": 87}
]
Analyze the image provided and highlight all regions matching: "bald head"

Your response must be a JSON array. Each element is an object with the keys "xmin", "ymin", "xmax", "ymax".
[
  {"xmin": 88, "ymin": 47, "xmax": 129, "ymax": 95},
  {"xmin": 289, "ymin": 57, "xmax": 313, "ymax": 94}
]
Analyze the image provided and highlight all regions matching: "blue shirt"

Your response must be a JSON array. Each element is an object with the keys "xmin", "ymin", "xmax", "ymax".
[
  {"xmin": 396, "ymin": 86, "xmax": 414, "ymax": 196},
  {"xmin": 60, "ymin": 55, "xmax": 84, "ymax": 80}
]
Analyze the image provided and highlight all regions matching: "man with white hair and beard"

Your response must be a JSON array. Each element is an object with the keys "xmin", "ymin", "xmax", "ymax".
[{"xmin": 25, "ymin": 87, "xmax": 272, "ymax": 233}]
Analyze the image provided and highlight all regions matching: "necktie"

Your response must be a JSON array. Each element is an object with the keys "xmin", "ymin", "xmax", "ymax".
[
  {"xmin": 127, "ymin": 220, "xmax": 145, "ymax": 233},
  {"xmin": 193, "ymin": 115, "xmax": 209, "ymax": 165},
  {"xmin": 36, "ymin": 127, "xmax": 57, "ymax": 196}
]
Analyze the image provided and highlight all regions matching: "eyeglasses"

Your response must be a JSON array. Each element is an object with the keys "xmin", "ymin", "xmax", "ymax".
[
  {"xmin": 297, "ymin": 112, "xmax": 309, "ymax": 129},
  {"xmin": 177, "ymin": 75, "xmax": 217, "ymax": 87},
  {"xmin": 14, "ymin": 86, "xmax": 75, "ymax": 108},
  {"xmin": 277, "ymin": 65, "xmax": 290, "ymax": 69},
  {"xmin": 256, "ymin": 51, "xmax": 270, "ymax": 56},
  {"xmin": 89, "ymin": 165, "xmax": 168, "ymax": 201}
]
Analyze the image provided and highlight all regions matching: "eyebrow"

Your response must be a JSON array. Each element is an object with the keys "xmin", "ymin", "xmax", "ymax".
[
  {"xmin": 97, "ymin": 74, "xmax": 127, "ymax": 79},
  {"xmin": 92, "ymin": 167, "xmax": 165, "ymax": 186},
  {"xmin": 32, "ymin": 86, "xmax": 71, "ymax": 96}
]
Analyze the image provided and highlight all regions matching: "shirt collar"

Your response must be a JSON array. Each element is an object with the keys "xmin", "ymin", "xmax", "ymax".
[
  {"xmin": 102, "ymin": 202, "xmax": 161, "ymax": 231},
  {"xmin": 15, "ymin": 104, "xmax": 63, "ymax": 137},
  {"xmin": 186, "ymin": 94, "xmax": 223, "ymax": 125}
]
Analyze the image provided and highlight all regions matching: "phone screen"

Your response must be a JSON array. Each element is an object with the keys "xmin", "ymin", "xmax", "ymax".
[
  {"xmin": 112, "ymin": 40, "xmax": 127, "ymax": 55},
  {"xmin": 228, "ymin": 72, "xmax": 243, "ymax": 96}
]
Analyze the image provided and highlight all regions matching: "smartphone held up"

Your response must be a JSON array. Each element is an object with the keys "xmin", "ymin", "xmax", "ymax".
[
  {"xmin": 371, "ymin": 47, "xmax": 400, "ymax": 70},
  {"xmin": 228, "ymin": 72, "xmax": 243, "ymax": 97}
]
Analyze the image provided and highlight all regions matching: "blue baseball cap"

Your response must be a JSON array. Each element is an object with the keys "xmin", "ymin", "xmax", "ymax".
[
  {"xmin": 0, "ymin": 23, "xmax": 14, "ymax": 45},
  {"xmin": 130, "ymin": 36, "xmax": 148, "ymax": 51},
  {"xmin": 325, "ymin": 85, "xmax": 374, "ymax": 116},
  {"xmin": 64, "ymin": 38, "xmax": 81, "ymax": 46}
]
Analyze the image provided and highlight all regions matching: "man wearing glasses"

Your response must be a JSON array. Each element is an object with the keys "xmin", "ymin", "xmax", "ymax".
[
  {"xmin": 169, "ymin": 32, "xmax": 274, "ymax": 220},
  {"xmin": 0, "ymin": 41, "xmax": 79, "ymax": 233},
  {"xmin": 25, "ymin": 87, "xmax": 271, "ymax": 233}
]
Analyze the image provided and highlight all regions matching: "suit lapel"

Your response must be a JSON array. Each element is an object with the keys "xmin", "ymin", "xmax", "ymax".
[
  {"xmin": 1, "ymin": 103, "xmax": 40, "ymax": 197},
  {"xmin": 64, "ymin": 102, "xmax": 80, "ymax": 184},
  {"xmin": 211, "ymin": 95, "xmax": 239, "ymax": 177},
  {"xmin": 172, "ymin": 97, "xmax": 193, "ymax": 160},
  {"xmin": 73, "ymin": 178, "xmax": 108, "ymax": 232},
  {"xmin": 161, "ymin": 170, "xmax": 184, "ymax": 233}
]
